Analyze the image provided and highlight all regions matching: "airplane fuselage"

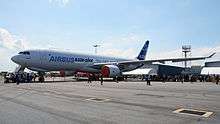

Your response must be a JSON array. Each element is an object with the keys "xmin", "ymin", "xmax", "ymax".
[{"xmin": 11, "ymin": 50, "xmax": 131, "ymax": 73}]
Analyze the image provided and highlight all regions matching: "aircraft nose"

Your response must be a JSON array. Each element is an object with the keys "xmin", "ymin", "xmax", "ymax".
[{"xmin": 11, "ymin": 55, "xmax": 19, "ymax": 63}]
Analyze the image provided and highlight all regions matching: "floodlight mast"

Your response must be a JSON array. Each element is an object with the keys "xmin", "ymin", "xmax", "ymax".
[
  {"xmin": 93, "ymin": 44, "xmax": 101, "ymax": 54},
  {"xmin": 182, "ymin": 45, "xmax": 191, "ymax": 69}
]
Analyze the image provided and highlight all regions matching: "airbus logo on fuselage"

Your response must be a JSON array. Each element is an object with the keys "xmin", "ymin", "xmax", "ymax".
[{"xmin": 49, "ymin": 55, "xmax": 93, "ymax": 63}]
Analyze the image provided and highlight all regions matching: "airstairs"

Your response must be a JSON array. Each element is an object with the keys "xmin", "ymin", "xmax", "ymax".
[{"xmin": 14, "ymin": 65, "xmax": 25, "ymax": 73}]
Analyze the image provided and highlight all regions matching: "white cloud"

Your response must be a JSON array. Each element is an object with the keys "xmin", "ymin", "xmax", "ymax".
[
  {"xmin": 0, "ymin": 28, "xmax": 29, "ymax": 71},
  {"xmin": 49, "ymin": 0, "xmax": 70, "ymax": 7},
  {"xmin": 0, "ymin": 28, "xmax": 28, "ymax": 50},
  {"xmin": 0, "ymin": 48, "xmax": 17, "ymax": 72}
]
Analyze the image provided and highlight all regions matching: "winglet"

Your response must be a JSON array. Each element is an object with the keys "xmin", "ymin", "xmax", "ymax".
[{"xmin": 207, "ymin": 52, "xmax": 216, "ymax": 58}]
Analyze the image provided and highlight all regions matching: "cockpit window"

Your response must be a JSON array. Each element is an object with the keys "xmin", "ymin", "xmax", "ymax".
[{"xmin": 18, "ymin": 51, "xmax": 30, "ymax": 55}]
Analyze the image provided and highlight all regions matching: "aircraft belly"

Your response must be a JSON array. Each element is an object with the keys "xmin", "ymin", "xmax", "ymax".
[{"xmin": 74, "ymin": 63, "xmax": 99, "ymax": 73}]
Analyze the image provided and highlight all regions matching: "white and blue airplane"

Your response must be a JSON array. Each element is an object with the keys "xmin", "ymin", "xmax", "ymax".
[{"xmin": 11, "ymin": 41, "xmax": 215, "ymax": 79}]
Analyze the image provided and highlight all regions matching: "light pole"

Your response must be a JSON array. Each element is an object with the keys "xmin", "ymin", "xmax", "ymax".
[{"xmin": 182, "ymin": 45, "xmax": 191, "ymax": 69}]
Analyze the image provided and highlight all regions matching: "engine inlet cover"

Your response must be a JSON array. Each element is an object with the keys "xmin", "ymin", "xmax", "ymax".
[{"xmin": 101, "ymin": 65, "xmax": 121, "ymax": 77}]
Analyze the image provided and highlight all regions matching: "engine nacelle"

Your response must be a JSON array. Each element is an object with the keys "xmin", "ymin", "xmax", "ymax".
[{"xmin": 101, "ymin": 65, "xmax": 121, "ymax": 78}]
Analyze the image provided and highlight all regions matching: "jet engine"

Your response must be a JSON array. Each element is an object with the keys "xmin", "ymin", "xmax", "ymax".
[{"xmin": 101, "ymin": 65, "xmax": 121, "ymax": 77}]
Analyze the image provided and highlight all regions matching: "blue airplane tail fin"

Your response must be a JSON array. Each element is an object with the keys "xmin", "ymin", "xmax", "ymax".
[{"xmin": 136, "ymin": 40, "xmax": 149, "ymax": 60}]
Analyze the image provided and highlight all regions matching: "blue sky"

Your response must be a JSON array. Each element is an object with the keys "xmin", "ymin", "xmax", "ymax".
[{"xmin": 0, "ymin": 0, "xmax": 220, "ymax": 71}]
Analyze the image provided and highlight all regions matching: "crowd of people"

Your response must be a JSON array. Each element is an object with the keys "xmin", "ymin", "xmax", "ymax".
[
  {"xmin": 3, "ymin": 72, "xmax": 37, "ymax": 85},
  {"xmin": 142, "ymin": 74, "xmax": 220, "ymax": 85},
  {"xmin": 2, "ymin": 71, "xmax": 220, "ymax": 86}
]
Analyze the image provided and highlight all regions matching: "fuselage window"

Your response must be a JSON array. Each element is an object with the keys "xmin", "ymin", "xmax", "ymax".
[
  {"xmin": 24, "ymin": 51, "xmax": 30, "ymax": 55},
  {"xmin": 18, "ymin": 51, "xmax": 30, "ymax": 55}
]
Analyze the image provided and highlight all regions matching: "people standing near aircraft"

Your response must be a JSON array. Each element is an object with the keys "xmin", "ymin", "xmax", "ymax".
[
  {"xmin": 216, "ymin": 75, "xmax": 219, "ymax": 85},
  {"xmin": 39, "ymin": 75, "xmax": 44, "ymax": 83},
  {"xmin": 162, "ymin": 75, "xmax": 166, "ymax": 83},
  {"xmin": 15, "ymin": 73, "xmax": 19, "ymax": 85},
  {"xmin": 25, "ymin": 73, "xmax": 29, "ymax": 83},
  {"xmin": 100, "ymin": 74, "xmax": 103, "ymax": 85},
  {"xmin": 27, "ymin": 73, "xmax": 33, "ymax": 83},
  {"xmin": 144, "ymin": 75, "xmax": 148, "ymax": 84},
  {"xmin": 202, "ymin": 75, "xmax": 205, "ymax": 82},
  {"xmin": 3, "ymin": 73, "xmax": 8, "ymax": 83},
  {"xmin": 10, "ymin": 73, "xmax": 15, "ymax": 83},
  {"xmin": 21, "ymin": 73, "xmax": 25, "ymax": 83},
  {"xmin": 146, "ymin": 75, "xmax": 151, "ymax": 86},
  {"xmin": 30, "ymin": 74, "xmax": 33, "ymax": 83},
  {"xmin": 115, "ymin": 76, "xmax": 119, "ymax": 83},
  {"xmin": 189, "ymin": 75, "xmax": 193, "ymax": 83},
  {"xmin": 180, "ymin": 75, "xmax": 184, "ymax": 84},
  {"xmin": 33, "ymin": 74, "xmax": 37, "ymax": 82},
  {"xmin": 87, "ymin": 73, "xmax": 92, "ymax": 83}
]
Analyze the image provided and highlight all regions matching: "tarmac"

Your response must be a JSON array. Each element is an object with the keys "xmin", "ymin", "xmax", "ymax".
[{"xmin": 0, "ymin": 77, "xmax": 219, "ymax": 124}]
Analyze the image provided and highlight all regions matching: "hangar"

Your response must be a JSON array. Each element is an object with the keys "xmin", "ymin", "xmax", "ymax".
[
  {"xmin": 205, "ymin": 61, "xmax": 220, "ymax": 67},
  {"xmin": 123, "ymin": 64, "xmax": 185, "ymax": 76},
  {"xmin": 201, "ymin": 67, "xmax": 220, "ymax": 75}
]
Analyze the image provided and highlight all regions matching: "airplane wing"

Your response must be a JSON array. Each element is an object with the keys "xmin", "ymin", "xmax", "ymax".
[{"xmin": 93, "ymin": 53, "xmax": 216, "ymax": 66}]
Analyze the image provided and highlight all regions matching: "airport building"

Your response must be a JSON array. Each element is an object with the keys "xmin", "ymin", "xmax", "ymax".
[
  {"xmin": 200, "ymin": 61, "xmax": 220, "ymax": 75},
  {"xmin": 205, "ymin": 61, "xmax": 220, "ymax": 67},
  {"xmin": 143, "ymin": 64, "xmax": 184, "ymax": 76},
  {"xmin": 123, "ymin": 64, "xmax": 209, "ymax": 76}
]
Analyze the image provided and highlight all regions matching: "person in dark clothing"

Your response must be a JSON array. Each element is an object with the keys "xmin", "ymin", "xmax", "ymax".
[
  {"xmin": 20, "ymin": 74, "xmax": 24, "ymax": 83},
  {"xmin": 100, "ymin": 74, "xmax": 103, "ymax": 85},
  {"xmin": 33, "ymin": 74, "xmax": 36, "ymax": 82},
  {"xmin": 15, "ymin": 74, "xmax": 19, "ymax": 85},
  {"xmin": 146, "ymin": 75, "xmax": 151, "ymax": 86},
  {"xmin": 29, "ymin": 74, "xmax": 33, "ymax": 83},
  {"xmin": 144, "ymin": 75, "xmax": 148, "ymax": 84},
  {"xmin": 199, "ymin": 75, "xmax": 203, "ymax": 82},
  {"xmin": 181, "ymin": 75, "xmax": 184, "ymax": 84},
  {"xmin": 162, "ymin": 75, "xmax": 166, "ymax": 83},
  {"xmin": 87, "ymin": 74, "xmax": 92, "ymax": 83},
  {"xmin": 27, "ymin": 73, "xmax": 30, "ymax": 83},
  {"xmin": 115, "ymin": 76, "xmax": 119, "ymax": 83},
  {"xmin": 216, "ymin": 75, "xmax": 219, "ymax": 85},
  {"xmin": 3, "ymin": 74, "xmax": 8, "ymax": 83}
]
